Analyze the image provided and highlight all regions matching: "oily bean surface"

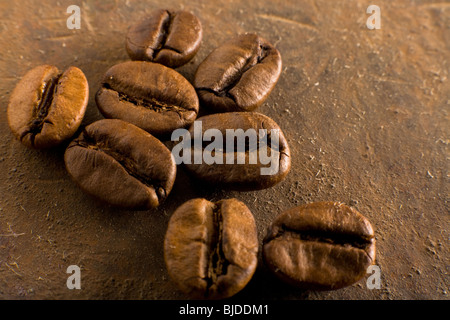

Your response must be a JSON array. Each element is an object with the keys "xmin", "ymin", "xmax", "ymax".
[
  {"xmin": 181, "ymin": 112, "xmax": 291, "ymax": 190},
  {"xmin": 126, "ymin": 9, "xmax": 202, "ymax": 68},
  {"xmin": 95, "ymin": 61, "xmax": 199, "ymax": 137},
  {"xmin": 164, "ymin": 198, "xmax": 258, "ymax": 299},
  {"xmin": 64, "ymin": 119, "xmax": 176, "ymax": 210},
  {"xmin": 7, "ymin": 65, "xmax": 88, "ymax": 149},
  {"xmin": 263, "ymin": 202, "xmax": 376, "ymax": 290},
  {"xmin": 194, "ymin": 33, "xmax": 282, "ymax": 113}
]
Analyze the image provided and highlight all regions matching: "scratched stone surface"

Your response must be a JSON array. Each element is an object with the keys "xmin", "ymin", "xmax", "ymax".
[{"xmin": 0, "ymin": 0, "xmax": 448, "ymax": 299}]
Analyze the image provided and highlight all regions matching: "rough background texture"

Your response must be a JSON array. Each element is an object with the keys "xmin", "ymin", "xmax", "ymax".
[{"xmin": 0, "ymin": 0, "xmax": 448, "ymax": 300}]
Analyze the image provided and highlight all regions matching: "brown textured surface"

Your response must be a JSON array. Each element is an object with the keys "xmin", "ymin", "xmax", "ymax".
[{"xmin": 0, "ymin": 0, "xmax": 448, "ymax": 299}]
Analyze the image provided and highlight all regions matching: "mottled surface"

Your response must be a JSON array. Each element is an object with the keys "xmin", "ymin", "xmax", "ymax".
[{"xmin": 0, "ymin": 0, "xmax": 448, "ymax": 299}]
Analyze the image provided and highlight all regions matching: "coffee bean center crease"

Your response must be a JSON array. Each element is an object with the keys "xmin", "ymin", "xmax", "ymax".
[
  {"xmin": 102, "ymin": 83, "xmax": 193, "ymax": 116},
  {"xmin": 22, "ymin": 74, "xmax": 61, "ymax": 143},
  {"xmin": 268, "ymin": 225, "xmax": 374, "ymax": 252},
  {"xmin": 152, "ymin": 11, "xmax": 183, "ymax": 55},
  {"xmin": 205, "ymin": 204, "xmax": 228, "ymax": 296},
  {"xmin": 127, "ymin": 10, "xmax": 182, "ymax": 56}
]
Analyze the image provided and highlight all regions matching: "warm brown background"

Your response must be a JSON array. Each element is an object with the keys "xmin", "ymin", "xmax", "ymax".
[{"xmin": 0, "ymin": 0, "xmax": 448, "ymax": 300}]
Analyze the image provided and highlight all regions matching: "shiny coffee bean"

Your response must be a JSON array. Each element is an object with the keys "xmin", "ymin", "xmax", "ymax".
[
  {"xmin": 164, "ymin": 198, "xmax": 258, "ymax": 299},
  {"xmin": 126, "ymin": 9, "xmax": 202, "ymax": 68},
  {"xmin": 194, "ymin": 33, "xmax": 282, "ymax": 113},
  {"xmin": 7, "ymin": 65, "xmax": 88, "ymax": 149},
  {"xmin": 95, "ymin": 61, "xmax": 199, "ymax": 137},
  {"xmin": 263, "ymin": 202, "xmax": 376, "ymax": 290},
  {"xmin": 179, "ymin": 112, "xmax": 291, "ymax": 190},
  {"xmin": 64, "ymin": 119, "xmax": 176, "ymax": 210}
]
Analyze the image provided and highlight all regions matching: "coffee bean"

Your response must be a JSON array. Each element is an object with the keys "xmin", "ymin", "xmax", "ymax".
[
  {"xmin": 180, "ymin": 112, "xmax": 291, "ymax": 190},
  {"xmin": 126, "ymin": 9, "xmax": 202, "ymax": 68},
  {"xmin": 194, "ymin": 33, "xmax": 282, "ymax": 113},
  {"xmin": 64, "ymin": 119, "xmax": 176, "ymax": 210},
  {"xmin": 263, "ymin": 202, "xmax": 376, "ymax": 290},
  {"xmin": 7, "ymin": 65, "xmax": 88, "ymax": 149},
  {"xmin": 95, "ymin": 61, "xmax": 199, "ymax": 137},
  {"xmin": 164, "ymin": 198, "xmax": 258, "ymax": 299}
]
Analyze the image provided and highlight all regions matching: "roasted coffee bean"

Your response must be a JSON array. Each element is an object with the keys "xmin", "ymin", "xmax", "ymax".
[
  {"xmin": 95, "ymin": 61, "xmax": 199, "ymax": 137},
  {"xmin": 7, "ymin": 65, "xmax": 88, "ymax": 149},
  {"xmin": 64, "ymin": 119, "xmax": 176, "ymax": 210},
  {"xmin": 178, "ymin": 112, "xmax": 290, "ymax": 190},
  {"xmin": 194, "ymin": 33, "xmax": 282, "ymax": 113},
  {"xmin": 126, "ymin": 9, "xmax": 202, "ymax": 68},
  {"xmin": 164, "ymin": 198, "xmax": 258, "ymax": 299},
  {"xmin": 263, "ymin": 202, "xmax": 376, "ymax": 290}
]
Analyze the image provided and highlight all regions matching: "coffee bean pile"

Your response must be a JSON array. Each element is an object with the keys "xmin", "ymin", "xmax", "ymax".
[{"xmin": 6, "ymin": 8, "xmax": 376, "ymax": 299}]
